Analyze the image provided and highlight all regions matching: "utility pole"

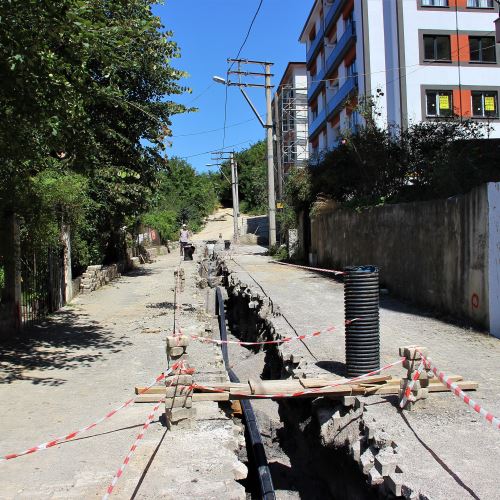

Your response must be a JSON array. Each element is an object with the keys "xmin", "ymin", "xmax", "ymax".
[
  {"xmin": 273, "ymin": 90, "xmax": 284, "ymax": 202},
  {"xmin": 265, "ymin": 63, "xmax": 277, "ymax": 246},
  {"xmin": 210, "ymin": 151, "xmax": 239, "ymax": 243},
  {"xmin": 221, "ymin": 58, "xmax": 276, "ymax": 247}
]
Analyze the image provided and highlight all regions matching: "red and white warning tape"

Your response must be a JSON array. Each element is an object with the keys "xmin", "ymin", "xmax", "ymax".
[
  {"xmin": 102, "ymin": 398, "xmax": 164, "ymax": 499},
  {"xmin": 0, "ymin": 367, "xmax": 177, "ymax": 463},
  {"xmin": 399, "ymin": 360, "xmax": 425, "ymax": 408},
  {"xmin": 193, "ymin": 358, "xmax": 405, "ymax": 399},
  {"xmin": 191, "ymin": 326, "xmax": 336, "ymax": 346},
  {"xmin": 271, "ymin": 261, "xmax": 345, "ymax": 276},
  {"xmin": 418, "ymin": 351, "xmax": 500, "ymax": 430}
]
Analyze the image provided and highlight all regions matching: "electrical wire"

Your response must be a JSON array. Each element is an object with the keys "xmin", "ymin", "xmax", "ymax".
[
  {"xmin": 222, "ymin": 0, "xmax": 265, "ymax": 152},
  {"xmin": 179, "ymin": 139, "xmax": 254, "ymax": 160}
]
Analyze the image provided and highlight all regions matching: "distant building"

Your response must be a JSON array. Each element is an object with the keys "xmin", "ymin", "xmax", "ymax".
[
  {"xmin": 300, "ymin": 0, "xmax": 500, "ymax": 157},
  {"xmin": 272, "ymin": 62, "xmax": 309, "ymax": 199}
]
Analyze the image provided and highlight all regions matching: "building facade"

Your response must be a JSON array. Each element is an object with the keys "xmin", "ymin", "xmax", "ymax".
[
  {"xmin": 300, "ymin": 0, "xmax": 500, "ymax": 157},
  {"xmin": 272, "ymin": 62, "xmax": 309, "ymax": 199}
]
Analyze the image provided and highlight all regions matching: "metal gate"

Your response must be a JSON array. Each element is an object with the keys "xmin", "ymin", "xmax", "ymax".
[{"xmin": 20, "ymin": 245, "xmax": 65, "ymax": 326}]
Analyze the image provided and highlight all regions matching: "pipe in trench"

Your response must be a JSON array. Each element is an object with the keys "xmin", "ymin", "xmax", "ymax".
[{"xmin": 215, "ymin": 286, "xmax": 276, "ymax": 500}]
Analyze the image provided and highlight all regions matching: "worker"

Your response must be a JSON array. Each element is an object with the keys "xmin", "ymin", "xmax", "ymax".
[{"xmin": 179, "ymin": 223, "xmax": 190, "ymax": 256}]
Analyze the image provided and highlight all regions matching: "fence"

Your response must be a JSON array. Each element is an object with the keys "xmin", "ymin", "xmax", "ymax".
[{"xmin": 19, "ymin": 242, "xmax": 65, "ymax": 326}]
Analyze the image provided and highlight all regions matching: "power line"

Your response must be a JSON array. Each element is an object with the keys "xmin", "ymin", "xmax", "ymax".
[
  {"xmin": 179, "ymin": 139, "xmax": 254, "ymax": 160},
  {"xmin": 171, "ymin": 118, "xmax": 256, "ymax": 138},
  {"xmin": 222, "ymin": 0, "xmax": 265, "ymax": 152}
]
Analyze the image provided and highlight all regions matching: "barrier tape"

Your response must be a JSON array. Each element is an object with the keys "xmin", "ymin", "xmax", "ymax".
[
  {"xmin": 399, "ymin": 360, "xmax": 425, "ymax": 408},
  {"xmin": 191, "ymin": 326, "xmax": 336, "ymax": 346},
  {"xmin": 271, "ymin": 261, "xmax": 345, "ymax": 276},
  {"xmin": 0, "ymin": 368, "xmax": 175, "ymax": 463},
  {"xmin": 103, "ymin": 360, "xmax": 189, "ymax": 498},
  {"xmin": 193, "ymin": 358, "xmax": 405, "ymax": 400},
  {"xmin": 418, "ymin": 351, "xmax": 500, "ymax": 430},
  {"xmin": 102, "ymin": 398, "xmax": 164, "ymax": 499}
]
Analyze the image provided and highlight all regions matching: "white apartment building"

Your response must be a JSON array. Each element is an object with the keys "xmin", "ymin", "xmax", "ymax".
[
  {"xmin": 300, "ymin": 0, "xmax": 500, "ymax": 156},
  {"xmin": 272, "ymin": 62, "xmax": 309, "ymax": 197}
]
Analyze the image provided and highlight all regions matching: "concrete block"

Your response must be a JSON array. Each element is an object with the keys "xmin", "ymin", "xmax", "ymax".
[
  {"xmin": 400, "ymin": 346, "xmax": 428, "ymax": 361},
  {"xmin": 165, "ymin": 374, "xmax": 193, "ymax": 385},
  {"xmin": 166, "ymin": 336, "xmax": 190, "ymax": 348},
  {"xmin": 368, "ymin": 466, "xmax": 384, "ymax": 486},
  {"xmin": 350, "ymin": 440, "xmax": 361, "ymax": 462},
  {"xmin": 168, "ymin": 353, "xmax": 189, "ymax": 363},
  {"xmin": 372, "ymin": 430, "xmax": 393, "ymax": 450},
  {"xmin": 375, "ymin": 450, "xmax": 397, "ymax": 476},
  {"xmin": 232, "ymin": 460, "xmax": 248, "ymax": 481},
  {"xmin": 360, "ymin": 447, "xmax": 376, "ymax": 474},
  {"xmin": 386, "ymin": 469, "xmax": 404, "ymax": 497},
  {"xmin": 165, "ymin": 407, "xmax": 196, "ymax": 422},
  {"xmin": 165, "ymin": 385, "xmax": 192, "ymax": 398},
  {"xmin": 342, "ymin": 396, "xmax": 356, "ymax": 408},
  {"xmin": 164, "ymin": 396, "xmax": 193, "ymax": 409}
]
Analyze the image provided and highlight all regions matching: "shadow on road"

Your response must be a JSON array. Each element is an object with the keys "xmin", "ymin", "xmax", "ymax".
[{"xmin": 0, "ymin": 309, "xmax": 131, "ymax": 386}]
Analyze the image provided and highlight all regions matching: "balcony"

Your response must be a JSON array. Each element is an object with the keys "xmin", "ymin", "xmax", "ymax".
[
  {"xmin": 309, "ymin": 108, "xmax": 327, "ymax": 139},
  {"xmin": 308, "ymin": 66, "xmax": 325, "ymax": 103},
  {"xmin": 325, "ymin": 0, "xmax": 347, "ymax": 34},
  {"xmin": 325, "ymin": 21, "xmax": 356, "ymax": 77},
  {"xmin": 306, "ymin": 25, "xmax": 324, "ymax": 63},
  {"xmin": 327, "ymin": 75, "xmax": 358, "ymax": 120}
]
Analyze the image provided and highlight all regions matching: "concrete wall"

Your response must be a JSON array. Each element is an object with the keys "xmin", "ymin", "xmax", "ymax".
[{"xmin": 310, "ymin": 183, "xmax": 500, "ymax": 334}]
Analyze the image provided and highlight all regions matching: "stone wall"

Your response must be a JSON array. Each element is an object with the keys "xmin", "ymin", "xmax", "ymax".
[
  {"xmin": 80, "ymin": 263, "xmax": 124, "ymax": 294},
  {"xmin": 308, "ymin": 183, "xmax": 499, "ymax": 335}
]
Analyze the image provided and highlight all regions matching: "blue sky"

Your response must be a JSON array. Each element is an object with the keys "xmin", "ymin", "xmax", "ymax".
[{"xmin": 153, "ymin": 0, "xmax": 313, "ymax": 171}]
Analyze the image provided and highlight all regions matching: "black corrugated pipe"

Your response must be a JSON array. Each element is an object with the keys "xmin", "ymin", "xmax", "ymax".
[
  {"xmin": 215, "ymin": 287, "xmax": 276, "ymax": 500},
  {"xmin": 344, "ymin": 266, "xmax": 380, "ymax": 378}
]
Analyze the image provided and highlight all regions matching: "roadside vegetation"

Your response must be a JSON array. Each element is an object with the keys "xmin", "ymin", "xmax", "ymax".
[
  {"xmin": 285, "ymin": 95, "xmax": 500, "ymax": 219},
  {"xmin": 141, "ymin": 157, "xmax": 219, "ymax": 241},
  {"xmin": 0, "ymin": 0, "xmax": 188, "ymax": 273}
]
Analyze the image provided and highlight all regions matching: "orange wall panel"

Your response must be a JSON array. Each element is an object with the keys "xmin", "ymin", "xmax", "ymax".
[
  {"xmin": 450, "ymin": 34, "xmax": 470, "ymax": 63},
  {"xmin": 452, "ymin": 89, "xmax": 472, "ymax": 117},
  {"xmin": 342, "ymin": 0, "xmax": 354, "ymax": 19},
  {"xmin": 344, "ymin": 45, "xmax": 356, "ymax": 67}
]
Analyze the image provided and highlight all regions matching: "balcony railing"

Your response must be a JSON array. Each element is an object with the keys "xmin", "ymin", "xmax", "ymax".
[
  {"xmin": 306, "ymin": 25, "xmax": 325, "ymax": 63},
  {"xmin": 309, "ymin": 108, "xmax": 327, "ymax": 139},
  {"xmin": 325, "ymin": 21, "xmax": 356, "ymax": 77},
  {"xmin": 327, "ymin": 75, "xmax": 358, "ymax": 120},
  {"xmin": 325, "ymin": 0, "xmax": 347, "ymax": 34},
  {"xmin": 308, "ymin": 66, "xmax": 326, "ymax": 103}
]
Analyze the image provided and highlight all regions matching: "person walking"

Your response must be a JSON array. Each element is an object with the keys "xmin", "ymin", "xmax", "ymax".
[{"xmin": 179, "ymin": 223, "xmax": 190, "ymax": 256}]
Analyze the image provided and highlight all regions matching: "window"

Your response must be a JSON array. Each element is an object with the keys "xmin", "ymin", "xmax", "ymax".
[
  {"xmin": 469, "ymin": 36, "xmax": 496, "ymax": 63},
  {"xmin": 421, "ymin": 0, "xmax": 448, "ymax": 6},
  {"xmin": 311, "ymin": 104, "xmax": 318, "ymax": 121},
  {"xmin": 467, "ymin": 0, "xmax": 494, "ymax": 8},
  {"xmin": 424, "ymin": 35, "xmax": 451, "ymax": 61},
  {"xmin": 471, "ymin": 91, "xmax": 498, "ymax": 118},
  {"xmin": 426, "ymin": 90, "xmax": 453, "ymax": 117},
  {"xmin": 347, "ymin": 60, "xmax": 357, "ymax": 78}
]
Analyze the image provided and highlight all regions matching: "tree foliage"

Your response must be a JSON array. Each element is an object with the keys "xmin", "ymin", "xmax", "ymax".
[
  {"xmin": 0, "ymin": 0, "xmax": 188, "ymax": 266},
  {"xmin": 289, "ymin": 116, "xmax": 499, "ymax": 213},
  {"xmin": 219, "ymin": 141, "xmax": 268, "ymax": 214},
  {"xmin": 142, "ymin": 157, "xmax": 219, "ymax": 241}
]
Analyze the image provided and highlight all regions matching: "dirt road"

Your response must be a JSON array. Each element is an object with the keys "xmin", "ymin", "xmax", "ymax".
[{"xmin": 0, "ymin": 246, "xmax": 245, "ymax": 499}]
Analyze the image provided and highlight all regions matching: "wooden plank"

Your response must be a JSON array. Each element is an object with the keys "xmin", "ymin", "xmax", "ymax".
[
  {"xmin": 135, "ymin": 382, "xmax": 248, "ymax": 395},
  {"xmin": 136, "ymin": 392, "xmax": 230, "ymax": 403},
  {"xmin": 300, "ymin": 374, "xmax": 392, "ymax": 389}
]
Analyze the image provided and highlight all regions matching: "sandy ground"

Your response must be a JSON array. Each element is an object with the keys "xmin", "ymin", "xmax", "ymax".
[{"xmin": 192, "ymin": 208, "xmax": 235, "ymax": 242}]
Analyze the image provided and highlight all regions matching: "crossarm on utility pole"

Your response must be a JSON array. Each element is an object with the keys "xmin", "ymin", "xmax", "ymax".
[{"xmin": 239, "ymin": 88, "xmax": 266, "ymax": 128}]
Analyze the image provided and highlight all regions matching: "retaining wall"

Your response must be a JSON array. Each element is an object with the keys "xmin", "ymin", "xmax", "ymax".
[{"xmin": 309, "ymin": 182, "xmax": 500, "ymax": 336}]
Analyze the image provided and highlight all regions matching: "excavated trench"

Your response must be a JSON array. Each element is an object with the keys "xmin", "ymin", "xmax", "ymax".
[{"xmin": 201, "ymin": 253, "xmax": 378, "ymax": 499}]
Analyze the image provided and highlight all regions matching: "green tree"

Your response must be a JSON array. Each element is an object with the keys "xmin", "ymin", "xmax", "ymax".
[
  {"xmin": 0, "ymin": 0, "xmax": 189, "ymax": 263},
  {"xmin": 219, "ymin": 141, "xmax": 268, "ymax": 214},
  {"xmin": 141, "ymin": 157, "xmax": 219, "ymax": 241}
]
